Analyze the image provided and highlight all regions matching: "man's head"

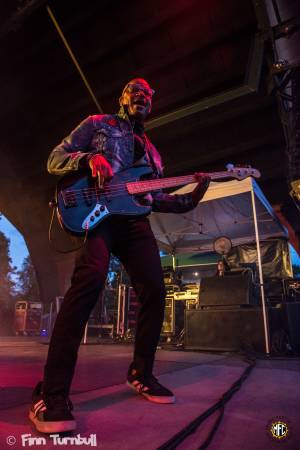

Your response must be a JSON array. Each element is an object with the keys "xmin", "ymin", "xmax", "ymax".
[{"xmin": 119, "ymin": 78, "xmax": 154, "ymax": 122}]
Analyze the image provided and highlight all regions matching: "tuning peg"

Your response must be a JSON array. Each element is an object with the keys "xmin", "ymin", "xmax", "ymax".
[
  {"xmin": 226, "ymin": 163, "xmax": 234, "ymax": 170},
  {"xmin": 235, "ymin": 163, "xmax": 251, "ymax": 168}
]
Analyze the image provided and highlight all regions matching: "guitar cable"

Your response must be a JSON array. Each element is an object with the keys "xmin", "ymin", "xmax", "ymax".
[
  {"xmin": 48, "ymin": 194, "xmax": 89, "ymax": 254},
  {"xmin": 156, "ymin": 355, "xmax": 256, "ymax": 450}
]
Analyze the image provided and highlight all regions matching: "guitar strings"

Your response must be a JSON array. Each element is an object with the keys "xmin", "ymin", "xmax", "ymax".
[
  {"xmin": 62, "ymin": 171, "xmax": 240, "ymax": 197},
  {"xmin": 61, "ymin": 173, "xmax": 248, "ymax": 207},
  {"xmin": 64, "ymin": 174, "xmax": 231, "ymax": 197},
  {"xmin": 63, "ymin": 175, "xmax": 198, "ymax": 196}
]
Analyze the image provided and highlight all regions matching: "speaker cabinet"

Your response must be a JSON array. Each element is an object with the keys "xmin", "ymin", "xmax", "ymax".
[
  {"xmin": 184, "ymin": 307, "xmax": 283, "ymax": 352},
  {"xmin": 283, "ymin": 302, "xmax": 300, "ymax": 352},
  {"xmin": 200, "ymin": 273, "xmax": 254, "ymax": 306},
  {"xmin": 284, "ymin": 279, "xmax": 300, "ymax": 302}
]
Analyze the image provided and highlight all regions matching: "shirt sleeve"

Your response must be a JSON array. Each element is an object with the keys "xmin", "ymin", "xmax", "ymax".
[
  {"xmin": 147, "ymin": 140, "xmax": 196, "ymax": 213},
  {"xmin": 47, "ymin": 116, "xmax": 94, "ymax": 175},
  {"xmin": 151, "ymin": 190, "xmax": 196, "ymax": 213}
]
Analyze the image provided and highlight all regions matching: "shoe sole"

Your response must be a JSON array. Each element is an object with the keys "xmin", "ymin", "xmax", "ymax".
[
  {"xmin": 29, "ymin": 410, "xmax": 76, "ymax": 433},
  {"xmin": 126, "ymin": 381, "xmax": 175, "ymax": 404}
]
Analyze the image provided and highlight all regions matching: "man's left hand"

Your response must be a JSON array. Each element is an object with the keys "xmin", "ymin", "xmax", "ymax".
[{"xmin": 191, "ymin": 173, "xmax": 211, "ymax": 206}]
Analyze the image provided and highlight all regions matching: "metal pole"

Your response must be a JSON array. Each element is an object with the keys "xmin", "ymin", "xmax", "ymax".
[
  {"xmin": 271, "ymin": 0, "xmax": 283, "ymax": 25},
  {"xmin": 83, "ymin": 323, "xmax": 88, "ymax": 344},
  {"xmin": 117, "ymin": 283, "xmax": 124, "ymax": 336},
  {"xmin": 46, "ymin": 5, "xmax": 103, "ymax": 114},
  {"xmin": 49, "ymin": 302, "xmax": 53, "ymax": 335},
  {"xmin": 172, "ymin": 254, "xmax": 176, "ymax": 271},
  {"xmin": 250, "ymin": 183, "xmax": 270, "ymax": 354}
]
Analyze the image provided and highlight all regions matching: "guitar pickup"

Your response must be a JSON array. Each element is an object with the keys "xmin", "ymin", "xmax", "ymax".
[
  {"xmin": 82, "ymin": 188, "xmax": 94, "ymax": 206},
  {"xmin": 62, "ymin": 191, "xmax": 77, "ymax": 208}
]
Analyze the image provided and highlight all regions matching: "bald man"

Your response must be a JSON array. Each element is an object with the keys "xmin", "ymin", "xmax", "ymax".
[{"xmin": 29, "ymin": 78, "xmax": 210, "ymax": 433}]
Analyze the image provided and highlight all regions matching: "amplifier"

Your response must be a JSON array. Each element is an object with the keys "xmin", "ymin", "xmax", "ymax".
[
  {"xmin": 163, "ymin": 271, "xmax": 175, "ymax": 284},
  {"xmin": 162, "ymin": 297, "xmax": 175, "ymax": 334},
  {"xmin": 174, "ymin": 291, "xmax": 199, "ymax": 301},
  {"xmin": 162, "ymin": 285, "xmax": 176, "ymax": 334},
  {"xmin": 184, "ymin": 307, "xmax": 283, "ymax": 352},
  {"xmin": 200, "ymin": 272, "xmax": 254, "ymax": 306},
  {"xmin": 283, "ymin": 302, "xmax": 300, "ymax": 352},
  {"xmin": 284, "ymin": 279, "xmax": 300, "ymax": 301},
  {"xmin": 162, "ymin": 292, "xmax": 185, "ymax": 336},
  {"xmin": 264, "ymin": 278, "xmax": 285, "ymax": 300}
]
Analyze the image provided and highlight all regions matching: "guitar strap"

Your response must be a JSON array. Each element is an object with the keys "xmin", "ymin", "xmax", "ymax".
[{"xmin": 144, "ymin": 134, "xmax": 160, "ymax": 178}]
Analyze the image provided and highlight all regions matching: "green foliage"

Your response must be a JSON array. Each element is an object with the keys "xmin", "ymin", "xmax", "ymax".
[
  {"xmin": 293, "ymin": 264, "xmax": 300, "ymax": 278},
  {"xmin": 0, "ymin": 230, "xmax": 16, "ymax": 312},
  {"xmin": 17, "ymin": 255, "xmax": 40, "ymax": 301}
]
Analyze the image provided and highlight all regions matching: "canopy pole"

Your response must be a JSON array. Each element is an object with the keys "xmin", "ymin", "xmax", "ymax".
[
  {"xmin": 172, "ymin": 254, "xmax": 176, "ymax": 271},
  {"xmin": 250, "ymin": 185, "xmax": 270, "ymax": 354}
]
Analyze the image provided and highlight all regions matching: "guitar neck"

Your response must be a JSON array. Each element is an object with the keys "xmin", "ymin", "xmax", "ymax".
[{"xmin": 126, "ymin": 171, "xmax": 231, "ymax": 195}]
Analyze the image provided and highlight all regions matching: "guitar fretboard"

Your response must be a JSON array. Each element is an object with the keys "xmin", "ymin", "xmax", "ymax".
[{"xmin": 126, "ymin": 171, "xmax": 232, "ymax": 194}]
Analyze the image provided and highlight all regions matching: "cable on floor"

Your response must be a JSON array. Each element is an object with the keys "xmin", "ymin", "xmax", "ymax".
[{"xmin": 156, "ymin": 355, "xmax": 256, "ymax": 450}]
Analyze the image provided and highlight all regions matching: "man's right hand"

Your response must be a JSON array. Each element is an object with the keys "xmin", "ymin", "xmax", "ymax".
[{"xmin": 88, "ymin": 155, "xmax": 113, "ymax": 185}]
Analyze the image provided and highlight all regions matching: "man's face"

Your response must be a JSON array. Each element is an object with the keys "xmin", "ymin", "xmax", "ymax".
[{"xmin": 120, "ymin": 79, "xmax": 154, "ymax": 122}]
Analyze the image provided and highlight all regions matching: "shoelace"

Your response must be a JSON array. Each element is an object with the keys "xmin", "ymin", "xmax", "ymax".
[
  {"xmin": 33, "ymin": 399, "xmax": 47, "ymax": 416},
  {"xmin": 34, "ymin": 396, "xmax": 73, "ymax": 417}
]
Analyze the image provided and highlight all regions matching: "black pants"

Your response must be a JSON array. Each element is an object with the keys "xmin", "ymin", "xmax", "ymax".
[{"xmin": 43, "ymin": 217, "xmax": 166, "ymax": 397}]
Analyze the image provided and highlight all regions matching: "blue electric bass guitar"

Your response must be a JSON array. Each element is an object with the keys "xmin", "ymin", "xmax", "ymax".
[{"xmin": 55, "ymin": 165, "xmax": 260, "ymax": 235}]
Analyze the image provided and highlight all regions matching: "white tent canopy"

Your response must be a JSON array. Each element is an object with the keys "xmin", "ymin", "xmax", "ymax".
[
  {"xmin": 150, "ymin": 177, "xmax": 288, "ymax": 355},
  {"xmin": 150, "ymin": 177, "xmax": 287, "ymax": 254}
]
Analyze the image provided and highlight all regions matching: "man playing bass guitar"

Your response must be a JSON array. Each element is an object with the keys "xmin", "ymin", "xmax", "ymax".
[{"xmin": 29, "ymin": 78, "xmax": 210, "ymax": 433}]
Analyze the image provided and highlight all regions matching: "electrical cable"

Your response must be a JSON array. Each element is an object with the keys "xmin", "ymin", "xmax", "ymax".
[
  {"xmin": 198, "ymin": 406, "xmax": 224, "ymax": 450},
  {"xmin": 48, "ymin": 202, "xmax": 89, "ymax": 254},
  {"xmin": 156, "ymin": 356, "xmax": 256, "ymax": 450}
]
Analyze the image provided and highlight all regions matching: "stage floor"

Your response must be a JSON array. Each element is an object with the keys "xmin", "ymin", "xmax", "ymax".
[{"xmin": 0, "ymin": 337, "xmax": 299, "ymax": 450}]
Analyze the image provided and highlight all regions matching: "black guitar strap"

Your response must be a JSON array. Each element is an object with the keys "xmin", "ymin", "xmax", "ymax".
[{"xmin": 144, "ymin": 134, "xmax": 160, "ymax": 178}]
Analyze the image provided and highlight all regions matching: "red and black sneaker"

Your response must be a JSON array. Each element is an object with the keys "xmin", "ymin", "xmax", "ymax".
[
  {"xmin": 29, "ymin": 381, "xmax": 76, "ymax": 433},
  {"xmin": 127, "ymin": 369, "xmax": 175, "ymax": 404}
]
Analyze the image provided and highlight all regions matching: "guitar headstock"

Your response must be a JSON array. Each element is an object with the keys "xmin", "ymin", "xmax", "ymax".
[{"xmin": 225, "ymin": 163, "xmax": 261, "ymax": 180}]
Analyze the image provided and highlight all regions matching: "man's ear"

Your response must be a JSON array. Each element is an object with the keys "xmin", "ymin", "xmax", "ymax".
[{"xmin": 119, "ymin": 95, "xmax": 128, "ymax": 106}]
